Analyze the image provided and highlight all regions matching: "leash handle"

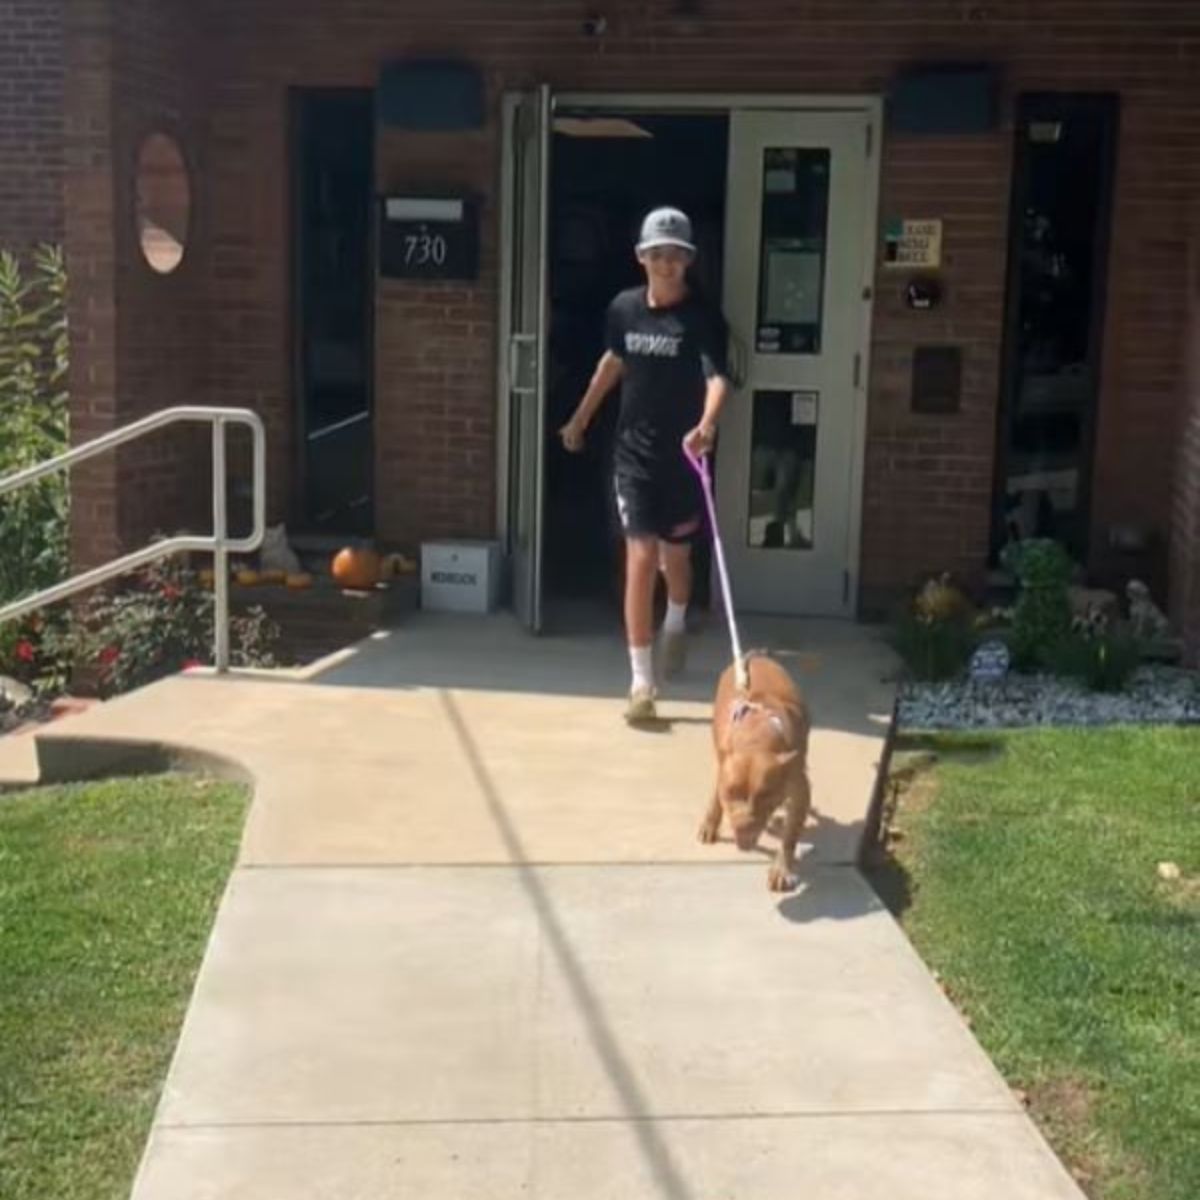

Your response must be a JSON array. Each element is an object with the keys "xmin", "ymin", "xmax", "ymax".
[{"xmin": 684, "ymin": 447, "xmax": 749, "ymax": 691}]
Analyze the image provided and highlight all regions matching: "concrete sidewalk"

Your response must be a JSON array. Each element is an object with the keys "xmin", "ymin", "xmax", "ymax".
[{"xmin": 2, "ymin": 614, "xmax": 1085, "ymax": 1198}]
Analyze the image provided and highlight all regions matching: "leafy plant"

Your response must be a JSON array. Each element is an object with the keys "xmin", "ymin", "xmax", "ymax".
[
  {"xmin": 1001, "ymin": 538, "xmax": 1073, "ymax": 671},
  {"xmin": 1049, "ymin": 627, "xmax": 1144, "ymax": 693},
  {"xmin": 71, "ymin": 555, "xmax": 280, "ymax": 696},
  {"xmin": 913, "ymin": 572, "xmax": 974, "ymax": 624},
  {"xmin": 890, "ymin": 575, "xmax": 980, "ymax": 682},
  {"xmin": 0, "ymin": 609, "xmax": 72, "ymax": 696},
  {"xmin": 891, "ymin": 613, "xmax": 977, "ymax": 682},
  {"xmin": 0, "ymin": 245, "xmax": 69, "ymax": 606}
]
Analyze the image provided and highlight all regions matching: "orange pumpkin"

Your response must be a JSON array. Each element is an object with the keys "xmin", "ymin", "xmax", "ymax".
[
  {"xmin": 286, "ymin": 572, "xmax": 314, "ymax": 590},
  {"xmin": 331, "ymin": 546, "xmax": 382, "ymax": 590}
]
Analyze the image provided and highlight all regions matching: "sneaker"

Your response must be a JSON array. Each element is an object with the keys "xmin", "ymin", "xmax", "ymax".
[
  {"xmin": 624, "ymin": 685, "xmax": 657, "ymax": 724},
  {"xmin": 660, "ymin": 629, "xmax": 688, "ymax": 679}
]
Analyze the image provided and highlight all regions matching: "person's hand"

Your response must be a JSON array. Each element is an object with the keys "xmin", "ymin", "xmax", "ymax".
[
  {"xmin": 559, "ymin": 417, "xmax": 586, "ymax": 453},
  {"xmin": 683, "ymin": 422, "xmax": 716, "ymax": 459}
]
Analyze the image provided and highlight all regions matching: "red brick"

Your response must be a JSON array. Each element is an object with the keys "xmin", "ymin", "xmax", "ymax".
[{"xmin": 0, "ymin": 1, "xmax": 64, "ymax": 253}]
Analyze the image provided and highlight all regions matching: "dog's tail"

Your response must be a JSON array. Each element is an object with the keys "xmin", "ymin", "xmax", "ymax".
[
  {"xmin": 764, "ymin": 647, "xmax": 822, "ymax": 673},
  {"xmin": 731, "ymin": 646, "xmax": 820, "ymax": 695}
]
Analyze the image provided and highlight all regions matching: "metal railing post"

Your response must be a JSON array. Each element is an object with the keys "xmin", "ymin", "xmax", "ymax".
[
  {"xmin": 212, "ymin": 416, "xmax": 230, "ymax": 672},
  {"xmin": 0, "ymin": 407, "xmax": 266, "ymax": 651}
]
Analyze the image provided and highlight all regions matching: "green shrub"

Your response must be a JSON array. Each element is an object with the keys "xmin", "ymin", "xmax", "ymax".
[
  {"xmin": 1049, "ymin": 628, "xmax": 1143, "ymax": 693},
  {"xmin": 890, "ymin": 610, "xmax": 977, "ymax": 682},
  {"xmin": 1001, "ymin": 538, "xmax": 1073, "ymax": 671},
  {"xmin": 0, "ymin": 610, "xmax": 72, "ymax": 696},
  {"xmin": 0, "ymin": 245, "xmax": 69, "ymax": 607},
  {"xmin": 71, "ymin": 556, "xmax": 280, "ymax": 696}
]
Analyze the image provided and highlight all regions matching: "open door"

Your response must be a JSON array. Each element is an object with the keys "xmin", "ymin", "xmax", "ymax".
[
  {"xmin": 717, "ymin": 109, "xmax": 874, "ymax": 615},
  {"xmin": 500, "ymin": 86, "xmax": 551, "ymax": 632}
]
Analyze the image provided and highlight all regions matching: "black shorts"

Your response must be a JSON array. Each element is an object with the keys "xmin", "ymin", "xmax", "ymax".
[{"xmin": 613, "ymin": 466, "xmax": 703, "ymax": 543}]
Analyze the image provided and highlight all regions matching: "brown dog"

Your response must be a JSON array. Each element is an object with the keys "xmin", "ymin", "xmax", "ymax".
[{"xmin": 698, "ymin": 653, "xmax": 812, "ymax": 891}]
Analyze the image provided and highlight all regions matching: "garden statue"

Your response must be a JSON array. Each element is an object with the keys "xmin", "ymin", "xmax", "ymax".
[{"xmin": 1126, "ymin": 580, "xmax": 1171, "ymax": 642}]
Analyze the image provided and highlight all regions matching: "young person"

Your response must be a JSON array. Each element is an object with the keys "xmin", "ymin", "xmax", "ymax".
[{"xmin": 560, "ymin": 207, "xmax": 731, "ymax": 722}]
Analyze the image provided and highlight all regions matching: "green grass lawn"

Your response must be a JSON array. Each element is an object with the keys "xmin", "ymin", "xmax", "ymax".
[
  {"xmin": 870, "ymin": 727, "xmax": 1200, "ymax": 1200},
  {"xmin": 0, "ymin": 774, "xmax": 248, "ymax": 1200}
]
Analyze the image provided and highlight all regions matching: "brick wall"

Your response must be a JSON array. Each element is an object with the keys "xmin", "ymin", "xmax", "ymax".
[
  {"xmin": 64, "ymin": 0, "xmax": 213, "ymax": 568},
  {"xmin": 66, "ymin": 0, "xmax": 1200, "ymax": 613},
  {"xmin": 861, "ymin": 132, "xmax": 1011, "ymax": 605},
  {"xmin": 1171, "ymin": 213, "xmax": 1200, "ymax": 666},
  {"xmin": 0, "ymin": 0, "xmax": 64, "ymax": 254},
  {"xmin": 375, "ymin": 123, "xmax": 498, "ymax": 543},
  {"xmin": 111, "ymin": 0, "xmax": 212, "ymax": 547},
  {"xmin": 65, "ymin": 0, "xmax": 120, "ymax": 568}
]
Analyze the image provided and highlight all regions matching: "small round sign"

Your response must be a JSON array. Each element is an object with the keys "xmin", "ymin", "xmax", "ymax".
[{"xmin": 969, "ymin": 639, "xmax": 1010, "ymax": 684}]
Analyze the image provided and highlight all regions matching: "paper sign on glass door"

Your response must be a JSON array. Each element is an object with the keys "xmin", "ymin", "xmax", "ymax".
[{"xmin": 791, "ymin": 391, "xmax": 818, "ymax": 426}]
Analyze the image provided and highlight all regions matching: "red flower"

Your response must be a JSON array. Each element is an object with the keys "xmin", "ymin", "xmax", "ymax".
[
  {"xmin": 97, "ymin": 645, "xmax": 120, "ymax": 666},
  {"xmin": 161, "ymin": 583, "xmax": 183, "ymax": 602},
  {"xmin": 15, "ymin": 640, "xmax": 35, "ymax": 663},
  {"xmin": 180, "ymin": 658, "xmax": 204, "ymax": 672}
]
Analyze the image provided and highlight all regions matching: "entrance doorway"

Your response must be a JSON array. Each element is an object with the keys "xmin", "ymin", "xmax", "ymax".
[
  {"xmin": 499, "ymin": 93, "xmax": 880, "ymax": 631},
  {"xmin": 543, "ymin": 111, "xmax": 729, "ymax": 624},
  {"xmin": 291, "ymin": 89, "xmax": 375, "ymax": 537}
]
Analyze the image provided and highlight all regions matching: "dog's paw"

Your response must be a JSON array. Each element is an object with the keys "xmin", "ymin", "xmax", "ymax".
[
  {"xmin": 697, "ymin": 819, "xmax": 721, "ymax": 844},
  {"xmin": 767, "ymin": 864, "xmax": 797, "ymax": 892}
]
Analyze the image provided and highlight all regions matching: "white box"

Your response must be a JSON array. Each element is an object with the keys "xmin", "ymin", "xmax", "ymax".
[{"xmin": 420, "ymin": 540, "xmax": 503, "ymax": 614}]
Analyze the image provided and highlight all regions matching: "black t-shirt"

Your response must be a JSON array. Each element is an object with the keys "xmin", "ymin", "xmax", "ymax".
[{"xmin": 604, "ymin": 287, "xmax": 729, "ymax": 477}]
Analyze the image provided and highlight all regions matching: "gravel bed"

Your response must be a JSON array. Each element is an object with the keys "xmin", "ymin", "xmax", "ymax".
[{"xmin": 898, "ymin": 665, "xmax": 1200, "ymax": 730}]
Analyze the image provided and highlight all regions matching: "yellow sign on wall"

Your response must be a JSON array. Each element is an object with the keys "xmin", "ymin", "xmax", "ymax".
[{"xmin": 883, "ymin": 219, "xmax": 943, "ymax": 269}]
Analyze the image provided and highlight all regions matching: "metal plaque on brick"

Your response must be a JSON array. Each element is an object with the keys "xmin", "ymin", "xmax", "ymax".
[
  {"xmin": 883, "ymin": 218, "xmax": 942, "ymax": 269},
  {"xmin": 379, "ymin": 195, "xmax": 479, "ymax": 280}
]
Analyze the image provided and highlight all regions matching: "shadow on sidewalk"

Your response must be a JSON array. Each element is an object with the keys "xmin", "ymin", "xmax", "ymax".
[{"xmin": 440, "ymin": 688, "xmax": 697, "ymax": 1200}]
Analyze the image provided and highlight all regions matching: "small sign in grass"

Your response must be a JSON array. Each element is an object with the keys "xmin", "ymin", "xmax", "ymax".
[
  {"xmin": 0, "ymin": 774, "xmax": 248, "ymax": 1199},
  {"xmin": 869, "ymin": 728, "xmax": 1200, "ymax": 1200}
]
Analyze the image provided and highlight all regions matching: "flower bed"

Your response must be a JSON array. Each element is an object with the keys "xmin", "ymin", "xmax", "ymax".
[{"xmin": 890, "ymin": 543, "xmax": 1198, "ymax": 730}]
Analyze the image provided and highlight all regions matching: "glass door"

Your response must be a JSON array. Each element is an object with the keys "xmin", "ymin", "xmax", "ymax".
[{"xmin": 717, "ymin": 110, "xmax": 872, "ymax": 615}]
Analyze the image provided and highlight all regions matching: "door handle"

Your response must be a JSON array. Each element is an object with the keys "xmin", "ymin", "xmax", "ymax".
[
  {"xmin": 509, "ymin": 333, "xmax": 537, "ymax": 394},
  {"xmin": 728, "ymin": 331, "xmax": 748, "ymax": 389}
]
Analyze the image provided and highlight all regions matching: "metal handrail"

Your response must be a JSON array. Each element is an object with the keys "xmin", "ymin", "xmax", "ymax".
[{"xmin": 0, "ymin": 405, "xmax": 266, "ymax": 672}]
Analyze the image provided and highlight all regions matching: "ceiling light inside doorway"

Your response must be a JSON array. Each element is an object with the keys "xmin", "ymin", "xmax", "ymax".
[
  {"xmin": 1028, "ymin": 121, "xmax": 1063, "ymax": 144},
  {"xmin": 553, "ymin": 116, "xmax": 654, "ymax": 139}
]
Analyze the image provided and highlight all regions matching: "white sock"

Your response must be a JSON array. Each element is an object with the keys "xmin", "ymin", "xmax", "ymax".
[
  {"xmin": 629, "ymin": 644, "xmax": 655, "ymax": 692},
  {"xmin": 663, "ymin": 601, "xmax": 688, "ymax": 635}
]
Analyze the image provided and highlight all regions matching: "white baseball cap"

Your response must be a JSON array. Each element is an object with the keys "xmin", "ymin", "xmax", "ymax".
[{"xmin": 636, "ymin": 206, "xmax": 695, "ymax": 253}]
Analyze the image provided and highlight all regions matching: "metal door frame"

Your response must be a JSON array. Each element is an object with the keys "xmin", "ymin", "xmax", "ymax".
[
  {"xmin": 497, "ymin": 85, "xmax": 551, "ymax": 630},
  {"xmin": 495, "ymin": 90, "xmax": 881, "ymax": 617}
]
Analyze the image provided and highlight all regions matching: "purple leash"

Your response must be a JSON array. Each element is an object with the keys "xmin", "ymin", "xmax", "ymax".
[{"xmin": 684, "ymin": 447, "xmax": 749, "ymax": 691}]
